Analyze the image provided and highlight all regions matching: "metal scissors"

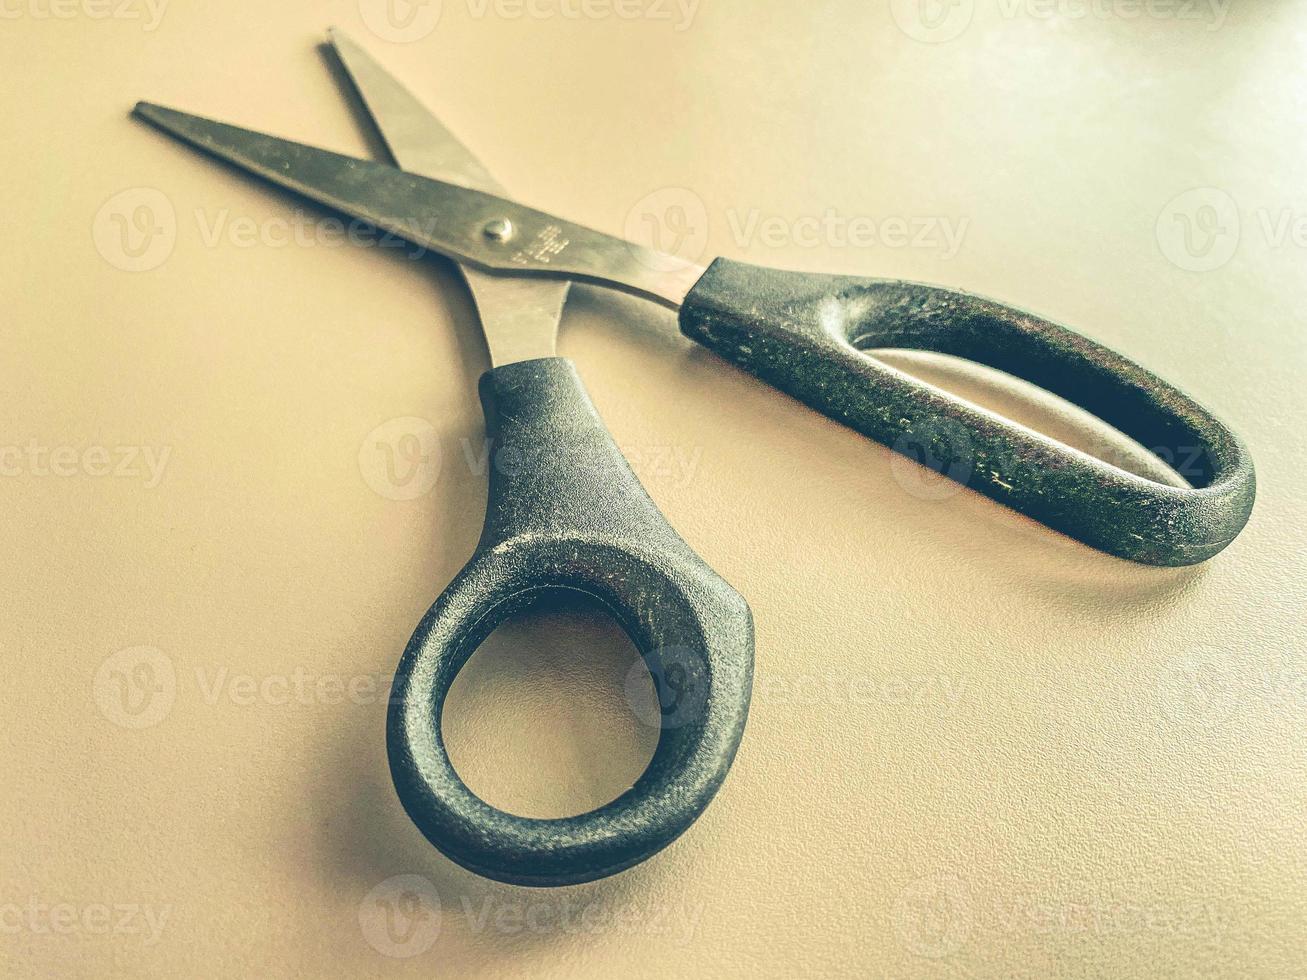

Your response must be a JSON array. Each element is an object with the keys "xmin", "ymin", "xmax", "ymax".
[{"xmin": 133, "ymin": 30, "xmax": 1255, "ymax": 886}]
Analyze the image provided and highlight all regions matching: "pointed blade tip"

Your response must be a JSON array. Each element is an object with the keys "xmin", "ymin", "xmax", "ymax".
[
  {"xmin": 132, "ymin": 101, "xmax": 177, "ymax": 124},
  {"xmin": 131, "ymin": 101, "xmax": 170, "ymax": 130},
  {"xmin": 326, "ymin": 26, "xmax": 356, "ymax": 48},
  {"xmin": 132, "ymin": 102, "xmax": 197, "ymax": 143}
]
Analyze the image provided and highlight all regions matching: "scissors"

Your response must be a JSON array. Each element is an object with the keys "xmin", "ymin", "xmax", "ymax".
[{"xmin": 133, "ymin": 30, "xmax": 1255, "ymax": 886}]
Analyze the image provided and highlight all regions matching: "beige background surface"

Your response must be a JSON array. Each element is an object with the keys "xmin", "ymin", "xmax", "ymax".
[{"xmin": 3, "ymin": 1, "xmax": 1306, "ymax": 977}]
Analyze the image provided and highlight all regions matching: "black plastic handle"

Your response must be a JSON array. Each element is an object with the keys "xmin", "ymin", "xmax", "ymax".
[
  {"xmin": 680, "ymin": 258, "xmax": 1255, "ymax": 566},
  {"xmin": 387, "ymin": 357, "xmax": 753, "ymax": 886}
]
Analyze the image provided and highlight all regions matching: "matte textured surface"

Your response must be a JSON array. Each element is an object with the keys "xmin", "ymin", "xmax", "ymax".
[
  {"xmin": 389, "ymin": 358, "xmax": 753, "ymax": 886},
  {"xmin": 681, "ymin": 257, "xmax": 1256, "ymax": 565},
  {"xmin": 4, "ymin": 4, "xmax": 1306, "ymax": 978}
]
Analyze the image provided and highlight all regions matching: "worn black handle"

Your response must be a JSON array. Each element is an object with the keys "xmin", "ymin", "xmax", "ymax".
[
  {"xmin": 680, "ymin": 257, "xmax": 1255, "ymax": 566},
  {"xmin": 387, "ymin": 357, "xmax": 753, "ymax": 886}
]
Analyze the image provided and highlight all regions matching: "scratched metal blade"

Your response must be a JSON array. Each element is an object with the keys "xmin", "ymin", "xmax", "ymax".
[
  {"xmin": 133, "ymin": 102, "xmax": 702, "ymax": 309},
  {"xmin": 328, "ymin": 27, "xmax": 569, "ymax": 366}
]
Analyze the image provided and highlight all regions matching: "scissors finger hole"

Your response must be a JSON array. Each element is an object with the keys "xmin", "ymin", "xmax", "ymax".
[
  {"xmin": 868, "ymin": 348, "xmax": 1193, "ymax": 487},
  {"xmin": 440, "ymin": 590, "xmax": 658, "ymax": 820}
]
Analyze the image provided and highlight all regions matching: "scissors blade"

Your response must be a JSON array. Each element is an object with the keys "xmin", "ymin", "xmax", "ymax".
[
  {"xmin": 132, "ymin": 102, "xmax": 702, "ymax": 312},
  {"xmin": 327, "ymin": 27, "xmax": 568, "ymax": 366},
  {"xmin": 326, "ymin": 28, "xmax": 500, "ymax": 193}
]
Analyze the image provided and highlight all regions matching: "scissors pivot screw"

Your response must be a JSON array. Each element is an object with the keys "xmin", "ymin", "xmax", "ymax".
[{"xmin": 482, "ymin": 217, "xmax": 514, "ymax": 242}]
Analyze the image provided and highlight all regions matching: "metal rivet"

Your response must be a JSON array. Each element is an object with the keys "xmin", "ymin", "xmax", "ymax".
[{"xmin": 483, "ymin": 218, "xmax": 514, "ymax": 242}]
